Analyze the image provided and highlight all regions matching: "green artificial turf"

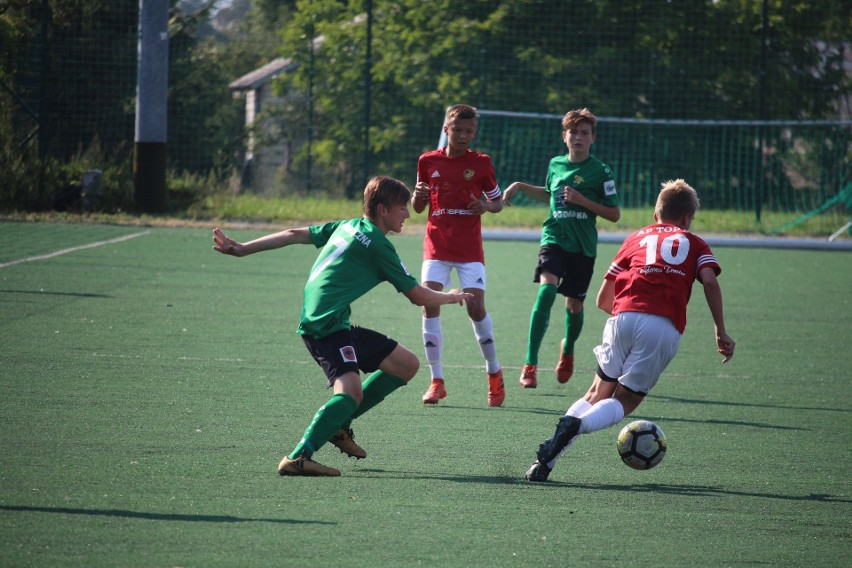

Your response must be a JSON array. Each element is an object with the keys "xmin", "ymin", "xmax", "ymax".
[{"xmin": 0, "ymin": 221, "xmax": 849, "ymax": 567}]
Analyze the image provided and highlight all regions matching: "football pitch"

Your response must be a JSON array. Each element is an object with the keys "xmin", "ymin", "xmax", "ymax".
[{"xmin": 0, "ymin": 221, "xmax": 849, "ymax": 567}]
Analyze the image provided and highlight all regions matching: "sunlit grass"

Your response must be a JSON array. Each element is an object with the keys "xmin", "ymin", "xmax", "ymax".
[
  {"xmin": 2, "ymin": 192, "xmax": 847, "ymax": 239},
  {"xmin": 190, "ymin": 193, "xmax": 849, "ymax": 238}
]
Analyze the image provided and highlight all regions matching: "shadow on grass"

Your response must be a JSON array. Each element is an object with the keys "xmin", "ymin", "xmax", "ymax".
[
  {"xmin": 545, "ymin": 483, "xmax": 852, "ymax": 504},
  {"xmin": 425, "ymin": 403, "xmax": 560, "ymax": 416},
  {"xmin": 652, "ymin": 394, "xmax": 850, "ymax": 414},
  {"xmin": 425, "ymin": 403, "xmax": 811, "ymax": 430},
  {"xmin": 0, "ymin": 505, "xmax": 334, "ymax": 525},
  {"xmin": 353, "ymin": 470, "xmax": 851, "ymax": 503},
  {"xmin": 648, "ymin": 416, "xmax": 806, "ymax": 430},
  {"xmin": 0, "ymin": 289, "xmax": 113, "ymax": 299}
]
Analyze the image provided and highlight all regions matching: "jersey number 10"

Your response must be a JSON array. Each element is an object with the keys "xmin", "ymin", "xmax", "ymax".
[{"xmin": 639, "ymin": 233, "xmax": 690, "ymax": 266}]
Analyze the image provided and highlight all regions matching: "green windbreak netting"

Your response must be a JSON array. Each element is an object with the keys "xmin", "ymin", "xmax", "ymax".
[{"xmin": 462, "ymin": 110, "xmax": 850, "ymax": 231}]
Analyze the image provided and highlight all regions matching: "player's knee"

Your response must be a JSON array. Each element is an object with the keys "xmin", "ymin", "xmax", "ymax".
[
  {"xmin": 467, "ymin": 303, "xmax": 486, "ymax": 321},
  {"xmin": 464, "ymin": 290, "xmax": 486, "ymax": 319},
  {"xmin": 566, "ymin": 297, "xmax": 584, "ymax": 313},
  {"xmin": 401, "ymin": 356, "xmax": 420, "ymax": 381},
  {"xmin": 390, "ymin": 346, "xmax": 420, "ymax": 381}
]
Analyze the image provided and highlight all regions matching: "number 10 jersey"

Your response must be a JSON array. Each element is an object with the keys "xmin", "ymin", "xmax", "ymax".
[{"xmin": 604, "ymin": 223, "xmax": 720, "ymax": 333}]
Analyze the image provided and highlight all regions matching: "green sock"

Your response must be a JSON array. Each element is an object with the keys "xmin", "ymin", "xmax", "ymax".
[
  {"xmin": 525, "ymin": 283, "xmax": 557, "ymax": 365},
  {"xmin": 564, "ymin": 309, "xmax": 584, "ymax": 354},
  {"xmin": 289, "ymin": 392, "xmax": 357, "ymax": 459},
  {"xmin": 341, "ymin": 371, "xmax": 406, "ymax": 429}
]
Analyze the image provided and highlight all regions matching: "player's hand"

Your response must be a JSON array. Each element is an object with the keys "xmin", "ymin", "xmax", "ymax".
[
  {"xmin": 468, "ymin": 193, "xmax": 485, "ymax": 215},
  {"xmin": 563, "ymin": 185, "xmax": 583, "ymax": 205},
  {"xmin": 502, "ymin": 183, "xmax": 519, "ymax": 206},
  {"xmin": 414, "ymin": 181, "xmax": 431, "ymax": 201},
  {"xmin": 212, "ymin": 228, "xmax": 245, "ymax": 257},
  {"xmin": 445, "ymin": 288, "xmax": 474, "ymax": 306},
  {"xmin": 717, "ymin": 333, "xmax": 736, "ymax": 363}
]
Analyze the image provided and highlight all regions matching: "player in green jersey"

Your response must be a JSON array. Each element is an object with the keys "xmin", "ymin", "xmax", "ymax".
[
  {"xmin": 502, "ymin": 108, "xmax": 620, "ymax": 389},
  {"xmin": 213, "ymin": 176, "xmax": 472, "ymax": 477}
]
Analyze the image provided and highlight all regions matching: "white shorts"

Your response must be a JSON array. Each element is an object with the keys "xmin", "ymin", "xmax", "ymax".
[
  {"xmin": 593, "ymin": 312, "xmax": 681, "ymax": 395},
  {"xmin": 421, "ymin": 259, "xmax": 487, "ymax": 290}
]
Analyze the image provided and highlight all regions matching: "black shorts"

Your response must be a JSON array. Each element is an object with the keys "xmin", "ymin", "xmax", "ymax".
[
  {"xmin": 302, "ymin": 325, "xmax": 398, "ymax": 387},
  {"xmin": 533, "ymin": 244, "xmax": 596, "ymax": 300}
]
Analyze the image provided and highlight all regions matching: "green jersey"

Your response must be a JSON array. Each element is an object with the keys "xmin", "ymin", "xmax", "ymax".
[
  {"xmin": 298, "ymin": 217, "xmax": 418, "ymax": 339},
  {"xmin": 541, "ymin": 154, "xmax": 619, "ymax": 257}
]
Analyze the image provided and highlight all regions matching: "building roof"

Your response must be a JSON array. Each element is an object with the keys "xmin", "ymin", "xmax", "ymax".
[{"xmin": 229, "ymin": 57, "xmax": 298, "ymax": 91}]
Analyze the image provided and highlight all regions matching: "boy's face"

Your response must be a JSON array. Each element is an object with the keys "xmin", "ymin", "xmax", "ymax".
[
  {"xmin": 563, "ymin": 121, "xmax": 595, "ymax": 156},
  {"xmin": 443, "ymin": 117, "xmax": 477, "ymax": 155},
  {"xmin": 376, "ymin": 200, "xmax": 411, "ymax": 234}
]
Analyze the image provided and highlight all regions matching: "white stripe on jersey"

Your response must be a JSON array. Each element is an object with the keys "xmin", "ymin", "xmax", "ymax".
[
  {"xmin": 606, "ymin": 262, "xmax": 624, "ymax": 278},
  {"xmin": 484, "ymin": 185, "xmax": 502, "ymax": 201},
  {"xmin": 697, "ymin": 253, "xmax": 717, "ymax": 268}
]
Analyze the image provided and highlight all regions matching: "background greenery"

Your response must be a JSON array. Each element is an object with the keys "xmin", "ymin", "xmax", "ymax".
[
  {"xmin": 1, "ymin": 0, "xmax": 849, "ymax": 229},
  {"xmin": 0, "ymin": 222, "xmax": 849, "ymax": 566}
]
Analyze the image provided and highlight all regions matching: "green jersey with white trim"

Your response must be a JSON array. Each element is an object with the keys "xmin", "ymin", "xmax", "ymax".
[
  {"xmin": 298, "ymin": 217, "xmax": 418, "ymax": 339},
  {"xmin": 541, "ymin": 154, "xmax": 619, "ymax": 257}
]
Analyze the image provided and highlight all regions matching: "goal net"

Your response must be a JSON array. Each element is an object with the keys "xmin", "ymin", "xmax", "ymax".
[{"xmin": 439, "ymin": 109, "xmax": 851, "ymax": 235}]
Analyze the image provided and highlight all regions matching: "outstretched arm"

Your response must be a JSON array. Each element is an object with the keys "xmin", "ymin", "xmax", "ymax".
[
  {"xmin": 502, "ymin": 182, "xmax": 548, "ymax": 206},
  {"xmin": 212, "ymin": 227, "xmax": 313, "ymax": 257},
  {"xmin": 699, "ymin": 267, "xmax": 736, "ymax": 363},
  {"xmin": 404, "ymin": 285, "xmax": 473, "ymax": 308}
]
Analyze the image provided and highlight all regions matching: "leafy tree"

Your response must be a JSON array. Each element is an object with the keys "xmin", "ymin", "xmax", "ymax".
[
  {"xmin": 168, "ymin": 3, "xmax": 245, "ymax": 177},
  {"xmin": 271, "ymin": 0, "xmax": 847, "ymax": 200}
]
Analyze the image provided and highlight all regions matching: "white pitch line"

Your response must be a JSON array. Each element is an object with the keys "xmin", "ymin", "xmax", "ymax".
[{"xmin": 0, "ymin": 230, "xmax": 152, "ymax": 269}]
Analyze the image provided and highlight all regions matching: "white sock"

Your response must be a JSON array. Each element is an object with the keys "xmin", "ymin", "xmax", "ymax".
[
  {"xmin": 547, "ymin": 399, "xmax": 593, "ymax": 468},
  {"xmin": 471, "ymin": 313, "xmax": 500, "ymax": 374},
  {"xmin": 578, "ymin": 398, "xmax": 625, "ymax": 434},
  {"xmin": 423, "ymin": 316, "xmax": 443, "ymax": 380},
  {"xmin": 566, "ymin": 398, "xmax": 592, "ymax": 418}
]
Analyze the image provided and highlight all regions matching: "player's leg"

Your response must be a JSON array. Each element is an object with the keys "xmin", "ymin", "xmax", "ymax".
[
  {"xmin": 578, "ymin": 384, "xmax": 642, "ymax": 434},
  {"xmin": 526, "ymin": 275, "xmax": 558, "ymax": 366},
  {"xmin": 579, "ymin": 312, "xmax": 681, "ymax": 435},
  {"xmin": 279, "ymin": 331, "xmax": 364, "ymax": 476},
  {"xmin": 526, "ymin": 397, "xmax": 593, "ymax": 479},
  {"xmin": 521, "ymin": 246, "xmax": 565, "ymax": 388},
  {"xmin": 459, "ymin": 262, "xmax": 505, "ymax": 406},
  {"xmin": 421, "ymin": 260, "xmax": 451, "ymax": 403},
  {"xmin": 278, "ymin": 377, "xmax": 357, "ymax": 477},
  {"xmin": 328, "ymin": 327, "xmax": 415, "ymax": 463},
  {"xmin": 349, "ymin": 342, "xmax": 417, "ymax": 421},
  {"xmin": 557, "ymin": 253, "xmax": 595, "ymax": 383},
  {"xmin": 525, "ymin": 370, "xmax": 618, "ymax": 482},
  {"xmin": 341, "ymin": 326, "xmax": 413, "ymax": 426},
  {"xmin": 536, "ymin": 373, "xmax": 616, "ymax": 464},
  {"xmin": 470, "ymin": 300, "xmax": 499, "ymax": 373},
  {"xmin": 526, "ymin": 312, "xmax": 623, "ymax": 482},
  {"xmin": 543, "ymin": 375, "xmax": 619, "ymax": 465}
]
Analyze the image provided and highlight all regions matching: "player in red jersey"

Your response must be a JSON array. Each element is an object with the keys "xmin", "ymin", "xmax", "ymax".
[
  {"xmin": 412, "ymin": 104, "xmax": 506, "ymax": 407},
  {"xmin": 525, "ymin": 179, "xmax": 736, "ymax": 481}
]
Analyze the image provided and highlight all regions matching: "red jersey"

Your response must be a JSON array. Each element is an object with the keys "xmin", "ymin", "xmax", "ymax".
[
  {"xmin": 604, "ymin": 223, "xmax": 720, "ymax": 333},
  {"xmin": 417, "ymin": 148, "xmax": 501, "ymax": 263}
]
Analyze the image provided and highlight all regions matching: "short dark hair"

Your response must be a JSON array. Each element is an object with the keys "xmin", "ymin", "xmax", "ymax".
[
  {"xmin": 444, "ymin": 104, "xmax": 479, "ymax": 125},
  {"xmin": 363, "ymin": 176, "xmax": 411, "ymax": 218}
]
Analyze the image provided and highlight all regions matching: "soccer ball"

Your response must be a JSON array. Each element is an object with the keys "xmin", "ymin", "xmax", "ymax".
[{"xmin": 616, "ymin": 420, "xmax": 667, "ymax": 470}]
